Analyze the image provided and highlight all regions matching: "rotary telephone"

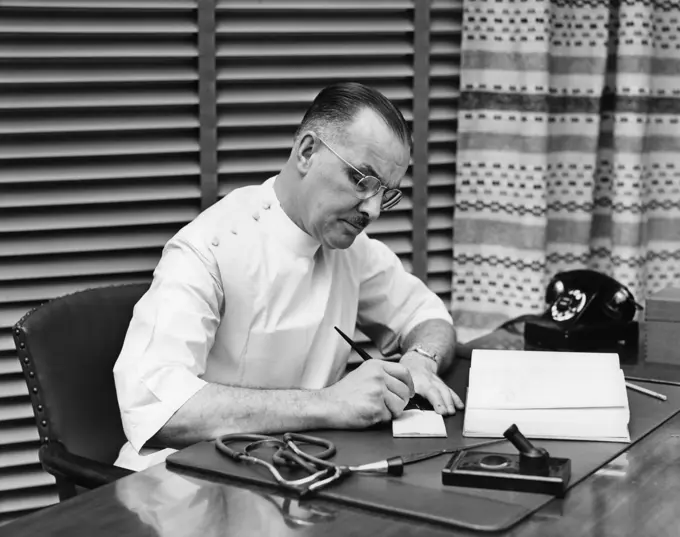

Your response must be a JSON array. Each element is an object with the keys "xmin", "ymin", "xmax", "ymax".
[{"xmin": 524, "ymin": 270, "xmax": 642, "ymax": 351}]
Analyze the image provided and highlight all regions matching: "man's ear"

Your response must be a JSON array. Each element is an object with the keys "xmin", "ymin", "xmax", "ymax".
[{"xmin": 295, "ymin": 132, "xmax": 317, "ymax": 176}]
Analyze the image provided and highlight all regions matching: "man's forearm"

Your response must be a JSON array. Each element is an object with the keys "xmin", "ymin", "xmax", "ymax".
[
  {"xmin": 400, "ymin": 318, "xmax": 456, "ymax": 373},
  {"xmin": 153, "ymin": 383, "xmax": 337, "ymax": 449}
]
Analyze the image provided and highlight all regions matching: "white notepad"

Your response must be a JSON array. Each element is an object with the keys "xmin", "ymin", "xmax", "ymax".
[
  {"xmin": 392, "ymin": 410, "xmax": 447, "ymax": 438},
  {"xmin": 463, "ymin": 349, "xmax": 630, "ymax": 442}
]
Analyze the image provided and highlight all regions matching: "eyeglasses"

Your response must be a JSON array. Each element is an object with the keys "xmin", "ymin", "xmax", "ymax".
[{"xmin": 317, "ymin": 136, "xmax": 403, "ymax": 210}]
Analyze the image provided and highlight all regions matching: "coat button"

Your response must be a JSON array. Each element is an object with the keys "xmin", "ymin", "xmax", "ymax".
[{"xmin": 211, "ymin": 238, "xmax": 219, "ymax": 247}]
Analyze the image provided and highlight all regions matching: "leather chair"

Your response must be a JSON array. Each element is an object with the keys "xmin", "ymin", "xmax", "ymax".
[{"xmin": 13, "ymin": 283, "xmax": 150, "ymax": 500}]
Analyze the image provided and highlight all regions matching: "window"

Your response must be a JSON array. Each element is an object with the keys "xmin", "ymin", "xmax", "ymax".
[{"xmin": 0, "ymin": 0, "xmax": 461, "ymax": 520}]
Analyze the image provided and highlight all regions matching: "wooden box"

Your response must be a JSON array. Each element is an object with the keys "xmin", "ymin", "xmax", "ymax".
[{"xmin": 645, "ymin": 286, "xmax": 680, "ymax": 365}]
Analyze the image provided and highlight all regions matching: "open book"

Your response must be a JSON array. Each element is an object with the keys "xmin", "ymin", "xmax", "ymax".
[{"xmin": 463, "ymin": 349, "xmax": 630, "ymax": 442}]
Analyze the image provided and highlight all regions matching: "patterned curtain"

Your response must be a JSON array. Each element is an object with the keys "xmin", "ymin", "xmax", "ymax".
[{"xmin": 452, "ymin": 0, "xmax": 680, "ymax": 342}]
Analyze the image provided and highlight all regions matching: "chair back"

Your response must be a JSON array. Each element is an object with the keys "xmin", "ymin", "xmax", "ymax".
[{"xmin": 13, "ymin": 284, "xmax": 149, "ymax": 465}]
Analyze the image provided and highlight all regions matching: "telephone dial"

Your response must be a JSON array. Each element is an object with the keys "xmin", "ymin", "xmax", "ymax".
[{"xmin": 524, "ymin": 270, "xmax": 642, "ymax": 352}]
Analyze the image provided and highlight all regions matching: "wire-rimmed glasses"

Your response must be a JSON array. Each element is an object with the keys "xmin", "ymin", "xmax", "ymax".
[{"xmin": 317, "ymin": 136, "xmax": 403, "ymax": 210}]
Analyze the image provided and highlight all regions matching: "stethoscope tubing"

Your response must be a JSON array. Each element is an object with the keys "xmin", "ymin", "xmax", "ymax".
[
  {"xmin": 214, "ymin": 432, "xmax": 404, "ymax": 495},
  {"xmin": 215, "ymin": 433, "xmax": 338, "ymax": 493}
]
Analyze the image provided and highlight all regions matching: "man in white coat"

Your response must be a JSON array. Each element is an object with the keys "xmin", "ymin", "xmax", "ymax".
[{"xmin": 113, "ymin": 82, "xmax": 463, "ymax": 471}]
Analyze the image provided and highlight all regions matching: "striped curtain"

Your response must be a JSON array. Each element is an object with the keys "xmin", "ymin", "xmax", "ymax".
[{"xmin": 452, "ymin": 0, "xmax": 680, "ymax": 342}]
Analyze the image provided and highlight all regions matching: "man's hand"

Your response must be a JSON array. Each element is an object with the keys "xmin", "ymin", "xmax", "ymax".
[
  {"xmin": 399, "ymin": 352, "xmax": 464, "ymax": 415},
  {"xmin": 320, "ymin": 360, "xmax": 415, "ymax": 428}
]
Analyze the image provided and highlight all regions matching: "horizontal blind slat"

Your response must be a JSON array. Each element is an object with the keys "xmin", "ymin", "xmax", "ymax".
[
  {"xmin": 4, "ymin": 180, "xmax": 199, "ymax": 205},
  {"xmin": 0, "ymin": 401, "xmax": 34, "ymax": 423},
  {"xmin": 218, "ymin": 157, "xmax": 412, "ymax": 179},
  {"xmin": 429, "ymin": 147, "xmax": 456, "ymax": 166},
  {"xmin": 0, "ymin": 468, "xmax": 55, "ymax": 493},
  {"xmin": 428, "ymin": 190, "xmax": 455, "ymax": 209},
  {"xmin": 218, "ymin": 42, "xmax": 412, "ymax": 58},
  {"xmin": 0, "ymin": 486, "xmax": 58, "ymax": 516},
  {"xmin": 431, "ymin": 19, "xmax": 462, "ymax": 34},
  {"xmin": 377, "ymin": 236, "xmax": 412, "ymax": 255},
  {"xmin": 1, "ymin": 205, "xmax": 199, "ymax": 233},
  {"xmin": 217, "ymin": 64, "xmax": 413, "ymax": 82},
  {"xmin": 218, "ymin": 107, "xmax": 413, "ymax": 127},
  {"xmin": 0, "ymin": 66, "xmax": 197, "ymax": 85},
  {"xmin": 429, "ymin": 231, "xmax": 454, "ymax": 252},
  {"xmin": 430, "ymin": 40, "xmax": 461, "ymax": 56},
  {"xmin": 0, "ymin": 276, "xmax": 152, "ymax": 304},
  {"xmin": 0, "ymin": 16, "xmax": 197, "ymax": 35},
  {"xmin": 1, "ymin": 1, "xmax": 195, "ymax": 9},
  {"xmin": 1, "ymin": 253, "xmax": 163, "ymax": 282},
  {"xmin": 428, "ymin": 253, "xmax": 455, "ymax": 274},
  {"xmin": 217, "ymin": 20, "xmax": 412, "ymax": 35},
  {"xmin": 432, "ymin": 0, "xmax": 462, "ymax": 8},
  {"xmin": 428, "ymin": 170, "xmax": 456, "ymax": 187},
  {"xmin": 1, "ymin": 139, "xmax": 199, "ymax": 160},
  {"xmin": 428, "ymin": 124, "xmax": 457, "ymax": 144},
  {"xmin": 0, "ymin": 45, "xmax": 197, "ymax": 59},
  {"xmin": 0, "ymin": 338, "xmax": 18, "ymax": 356},
  {"xmin": 217, "ymin": 1, "xmax": 412, "ymax": 10},
  {"xmin": 428, "ymin": 210, "xmax": 454, "ymax": 231},
  {"xmin": 0, "ymin": 444, "xmax": 40, "ymax": 470},
  {"xmin": 0, "ymin": 160, "xmax": 200, "ymax": 184},
  {"xmin": 364, "ymin": 213, "xmax": 413, "ymax": 235},
  {"xmin": 1, "ymin": 114, "xmax": 199, "ymax": 135},
  {"xmin": 218, "ymin": 84, "xmax": 412, "ymax": 105},
  {"xmin": 0, "ymin": 229, "xmax": 176, "ymax": 256},
  {"xmin": 0, "ymin": 378, "xmax": 29, "ymax": 399},
  {"xmin": 0, "ymin": 89, "xmax": 198, "ymax": 110},
  {"xmin": 429, "ymin": 274, "xmax": 454, "ymax": 295},
  {"xmin": 431, "ymin": 62, "xmax": 460, "ymax": 78}
]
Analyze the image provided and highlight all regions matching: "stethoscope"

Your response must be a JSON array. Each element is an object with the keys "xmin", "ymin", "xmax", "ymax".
[
  {"xmin": 215, "ymin": 432, "xmax": 404, "ymax": 496},
  {"xmin": 215, "ymin": 432, "xmax": 506, "ymax": 496}
]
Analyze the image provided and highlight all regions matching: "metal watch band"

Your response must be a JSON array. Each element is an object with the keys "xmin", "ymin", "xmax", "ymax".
[{"xmin": 408, "ymin": 345, "xmax": 438, "ymax": 363}]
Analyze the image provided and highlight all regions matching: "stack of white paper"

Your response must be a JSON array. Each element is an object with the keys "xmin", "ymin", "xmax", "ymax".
[{"xmin": 463, "ymin": 349, "xmax": 630, "ymax": 442}]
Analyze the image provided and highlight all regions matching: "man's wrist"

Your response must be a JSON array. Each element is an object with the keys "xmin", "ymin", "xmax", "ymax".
[
  {"xmin": 311, "ymin": 386, "xmax": 347, "ymax": 429},
  {"xmin": 408, "ymin": 345, "xmax": 438, "ymax": 363},
  {"xmin": 405, "ymin": 344, "xmax": 440, "ymax": 368},
  {"xmin": 400, "ymin": 347, "xmax": 439, "ymax": 372}
]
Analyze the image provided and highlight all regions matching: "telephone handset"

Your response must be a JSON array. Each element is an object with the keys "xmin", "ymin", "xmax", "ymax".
[{"xmin": 525, "ymin": 270, "xmax": 641, "ymax": 351}]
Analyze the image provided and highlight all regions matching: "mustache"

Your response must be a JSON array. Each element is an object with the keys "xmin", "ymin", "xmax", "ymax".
[{"xmin": 345, "ymin": 215, "xmax": 370, "ymax": 229}]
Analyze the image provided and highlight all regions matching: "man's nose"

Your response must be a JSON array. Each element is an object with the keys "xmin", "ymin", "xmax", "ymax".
[{"xmin": 357, "ymin": 194, "xmax": 382, "ymax": 221}]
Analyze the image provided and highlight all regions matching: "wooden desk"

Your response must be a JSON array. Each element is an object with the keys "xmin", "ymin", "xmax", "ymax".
[{"xmin": 4, "ymin": 326, "xmax": 680, "ymax": 537}]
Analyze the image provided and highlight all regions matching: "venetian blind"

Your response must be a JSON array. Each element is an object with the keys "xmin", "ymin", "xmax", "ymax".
[
  {"xmin": 0, "ymin": 0, "xmax": 201, "ymax": 523},
  {"xmin": 429, "ymin": 0, "xmax": 461, "ymax": 311}
]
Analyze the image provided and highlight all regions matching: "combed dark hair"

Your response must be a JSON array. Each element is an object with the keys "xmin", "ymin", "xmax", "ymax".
[{"xmin": 295, "ymin": 82, "xmax": 412, "ymax": 153}]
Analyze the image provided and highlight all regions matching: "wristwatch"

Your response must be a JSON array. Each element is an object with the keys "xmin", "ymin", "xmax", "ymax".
[{"xmin": 407, "ymin": 345, "xmax": 439, "ymax": 364}]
